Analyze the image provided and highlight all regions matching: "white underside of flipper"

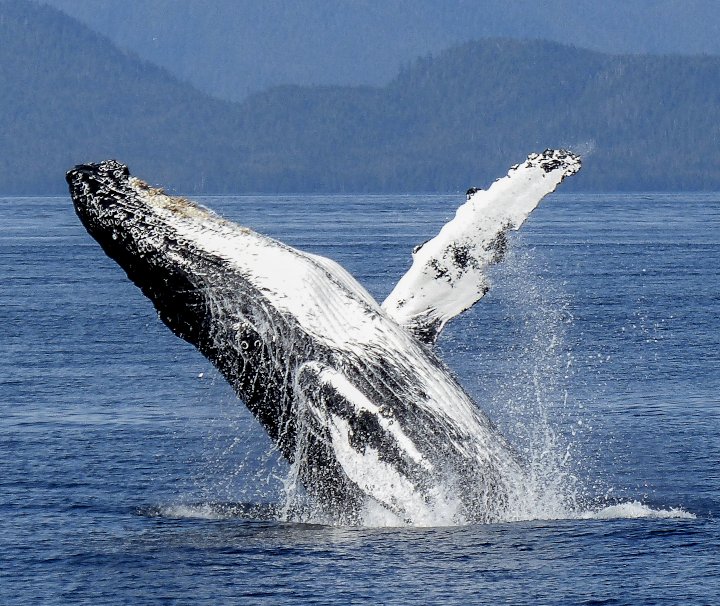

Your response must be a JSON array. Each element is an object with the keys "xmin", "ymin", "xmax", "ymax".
[{"xmin": 382, "ymin": 149, "xmax": 581, "ymax": 343}]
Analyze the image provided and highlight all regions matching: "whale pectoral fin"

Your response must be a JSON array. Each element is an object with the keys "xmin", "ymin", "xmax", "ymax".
[
  {"xmin": 381, "ymin": 149, "xmax": 581, "ymax": 344},
  {"xmin": 295, "ymin": 363, "xmax": 433, "ymax": 519}
]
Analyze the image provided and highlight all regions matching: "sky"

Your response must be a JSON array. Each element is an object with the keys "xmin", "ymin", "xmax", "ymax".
[{"xmin": 41, "ymin": 0, "xmax": 720, "ymax": 101}]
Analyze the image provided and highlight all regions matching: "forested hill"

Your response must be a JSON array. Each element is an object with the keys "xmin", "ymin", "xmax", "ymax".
[
  {"xmin": 0, "ymin": 0, "xmax": 244, "ymax": 194},
  {"xmin": 2, "ymin": 0, "xmax": 720, "ymax": 194},
  {"xmin": 235, "ymin": 41, "xmax": 720, "ymax": 192},
  {"xmin": 42, "ymin": 0, "xmax": 720, "ymax": 102}
]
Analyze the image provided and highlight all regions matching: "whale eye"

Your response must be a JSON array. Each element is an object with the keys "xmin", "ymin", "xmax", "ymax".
[
  {"xmin": 241, "ymin": 341, "xmax": 249, "ymax": 351},
  {"xmin": 254, "ymin": 340, "xmax": 261, "ymax": 348}
]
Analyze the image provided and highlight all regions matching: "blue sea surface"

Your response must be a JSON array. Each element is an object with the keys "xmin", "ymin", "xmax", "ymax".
[{"xmin": 1, "ymin": 193, "xmax": 718, "ymax": 604}]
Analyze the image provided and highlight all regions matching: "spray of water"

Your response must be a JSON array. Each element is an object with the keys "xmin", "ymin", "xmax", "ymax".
[{"xmin": 479, "ymin": 242, "xmax": 588, "ymax": 521}]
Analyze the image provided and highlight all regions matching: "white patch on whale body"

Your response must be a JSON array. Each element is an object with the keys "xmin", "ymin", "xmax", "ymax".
[
  {"xmin": 325, "ymin": 414, "xmax": 431, "ymax": 516},
  {"xmin": 133, "ymin": 182, "xmax": 387, "ymax": 350},
  {"xmin": 303, "ymin": 400, "xmax": 461, "ymax": 525},
  {"xmin": 301, "ymin": 362, "xmax": 430, "ymax": 469}
]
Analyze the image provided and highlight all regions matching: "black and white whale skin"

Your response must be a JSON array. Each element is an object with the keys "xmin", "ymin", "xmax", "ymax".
[{"xmin": 66, "ymin": 150, "xmax": 580, "ymax": 524}]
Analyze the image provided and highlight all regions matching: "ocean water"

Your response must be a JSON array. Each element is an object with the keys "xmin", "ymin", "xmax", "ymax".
[{"xmin": 1, "ymin": 192, "xmax": 718, "ymax": 604}]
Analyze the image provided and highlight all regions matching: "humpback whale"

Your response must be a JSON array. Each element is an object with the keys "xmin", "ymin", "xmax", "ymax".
[{"xmin": 66, "ymin": 150, "xmax": 581, "ymax": 524}]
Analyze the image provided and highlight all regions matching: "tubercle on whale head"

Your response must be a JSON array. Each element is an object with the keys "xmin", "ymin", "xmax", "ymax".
[
  {"xmin": 66, "ymin": 160, "xmax": 218, "ymax": 357},
  {"xmin": 66, "ymin": 159, "xmax": 130, "ymax": 183},
  {"xmin": 66, "ymin": 160, "xmax": 143, "ymax": 237},
  {"xmin": 67, "ymin": 160, "xmax": 225, "ymax": 232},
  {"xmin": 66, "ymin": 161, "xmax": 196, "ymax": 298},
  {"xmin": 66, "ymin": 160, "xmax": 131, "ymax": 203},
  {"xmin": 66, "ymin": 161, "xmax": 131, "ymax": 247},
  {"xmin": 67, "ymin": 160, "xmax": 169, "ymax": 211}
]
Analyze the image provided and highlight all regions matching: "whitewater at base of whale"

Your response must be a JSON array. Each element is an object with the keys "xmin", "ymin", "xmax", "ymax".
[{"xmin": 149, "ymin": 500, "xmax": 695, "ymax": 526}]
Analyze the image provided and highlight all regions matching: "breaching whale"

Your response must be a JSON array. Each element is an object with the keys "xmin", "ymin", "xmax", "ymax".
[{"xmin": 66, "ymin": 150, "xmax": 581, "ymax": 524}]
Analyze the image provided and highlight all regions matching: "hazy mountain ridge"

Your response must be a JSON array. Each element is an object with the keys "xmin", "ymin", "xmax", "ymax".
[
  {"xmin": 231, "ymin": 40, "xmax": 720, "ymax": 192},
  {"xmin": 41, "ymin": 0, "xmax": 720, "ymax": 102},
  {"xmin": 2, "ymin": 1, "xmax": 720, "ymax": 194},
  {"xmin": 0, "ymin": 0, "xmax": 245, "ymax": 193}
]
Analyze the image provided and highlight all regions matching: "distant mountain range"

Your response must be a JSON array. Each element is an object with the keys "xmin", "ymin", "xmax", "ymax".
[
  {"xmin": 2, "ymin": 0, "xmax": 720, "ymax": 194},
  {"xmin": 41, "ymin": 0, "xmax": 720, "ymax": 102}
]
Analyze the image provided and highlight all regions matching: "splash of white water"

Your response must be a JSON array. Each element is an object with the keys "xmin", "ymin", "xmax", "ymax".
[
  {"xmin": 455, "ymin": 242, "xmax": 586, "ymax": 523},
  {"xmin": 580, "ymin": 501, "xmax": 695, "ymax": 520}
]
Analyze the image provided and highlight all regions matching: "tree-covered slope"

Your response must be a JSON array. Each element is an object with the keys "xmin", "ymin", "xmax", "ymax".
[
  {"xmin": 233, "ymin": 40, "xmax": 720, "ymax": 192},
  {"xmin": 42, "ymin": 0, "xmax": 720, "ymax": 102},
  {"xmin": 2, "ymin": 1, "xmax": 720, "ymax": 194},
  {"xmin": 0, "ymin": 0, "xmax": 245, "ymax": 193}
]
